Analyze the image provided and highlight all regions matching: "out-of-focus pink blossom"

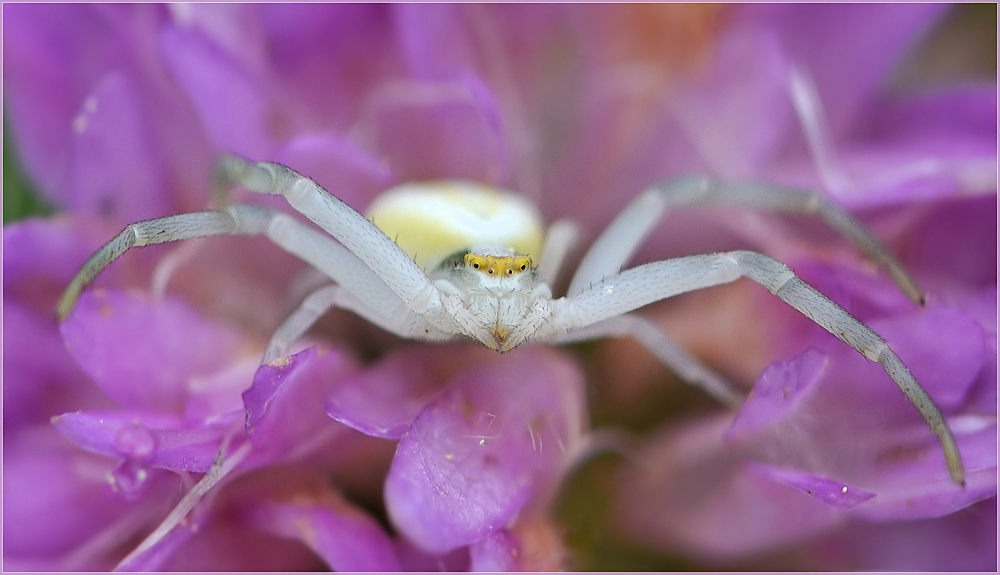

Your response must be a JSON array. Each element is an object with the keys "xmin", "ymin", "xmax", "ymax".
[{"xmin": 3, "ymin": 3, "xmax": 995, "ymax": 571}]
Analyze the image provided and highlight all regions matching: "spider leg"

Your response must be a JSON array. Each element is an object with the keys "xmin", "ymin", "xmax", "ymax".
[
  {"xmin": 214, "ymin": 154, "xmax": 440, "ymax": 313},
  {"xmin": 262, "ymin": 283, "xmax": 450, "ymax": 364},
  {"xmin": 58, "ymin": 205, "xmax": 262, "ymax": 320},
  {"xmin": 551, "ymin": 250, "xmax": 965, "ymax": 486},
  {"xmin": 536, "ymin": 219, "xmax": 580, "ymax": 287},
  {"xmin": 549, "ymin": 314, "xmax": 745, "ymax": 409},
  {"xmin": 567, "ymin": 176, "xmax": 923, "ymax": 304},
  {"xmin": 59, "ymin": 204, "xmax": 402, "ymax": 323}
]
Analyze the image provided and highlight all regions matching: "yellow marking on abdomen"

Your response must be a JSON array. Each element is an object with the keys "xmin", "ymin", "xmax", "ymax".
[{"xmin": 365, "ymin": 182, "xmax": 544, "ymax": 270}]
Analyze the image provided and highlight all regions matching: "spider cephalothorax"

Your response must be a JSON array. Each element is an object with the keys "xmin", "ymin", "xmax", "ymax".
[{"xmin": 432, "ymin": 248, "xmax": 551, "ymax": 352}]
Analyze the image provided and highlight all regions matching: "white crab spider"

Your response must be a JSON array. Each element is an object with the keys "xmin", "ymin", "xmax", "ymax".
[{"xmin": 56, "ymin": 153, "xmax": 965, "ymax": 486}]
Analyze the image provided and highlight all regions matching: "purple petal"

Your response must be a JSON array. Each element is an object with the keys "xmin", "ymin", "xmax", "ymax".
[
  {"xmin": 733, "ymin": 306, "xmax": 987, "ymax": 443},
  {"xmin": 850, "ymin": 422, "xmax": 996, "ymax": 522},
  {"xmin": 726, "ymin": 348, "xmax": 829, "ymax": 441},
  {"xmin": 368, "ymin": 74, "xmax": 507, "ymax": 183},
  {"xmin": 3, "ymin": 441, "xmax": 130, "ymax": 558},
  {"xmin": 388, "ymin": 4, "xmax": 515, "ymax": 179},
  {"xmin": 391, "ymin": 5, "xmax": 510, "ymax": 175},
  {"xmin": 156, "ymin": 519, "xmax": 324, "ymax": 571},
  {"xmin": 66, "ymin": 72, "xmax": 170, "ymax": 221},
  {"xmin": 52, "ymin": 409, "xmax": 243, "ymax": 472},
  {"xmin": 166, "ymin": 5, "xmax": 270, "ymax": 75},
  {"xmin": 385, "ymin": 347, "xmax": 585, "ymax": 553},
  {"xmin": 872, "ymin": 306, "xmax": 986, "ymax": 409},
  {"xmin": 273, "ymin": 132, "xmax": 393, "ymax": 212},
  {"xmin": 907, "ymin": 194, "xmax": 997, "ymax": 289},
  {"xmin": 243, "ymin": 346, "xmax": 358, "ymax": 459},
  {"xmin": 324, "ymin": 345, "xmax": 485, "ymax": 439},
  {"xmin": 468, "ymin": 519, "xmax": 566, "ymax": 571},
  {"xmin": 159, "ymin": 22, "xmax": 272, "ymax": 158},
  {"xmin": 116, "ymin": 520, "xmax": 199, "ymax": 572},
  {"xmin": 60, "ymin": 290, "xmax": 246, "ymax": 412},
  {"xmin": 129, "ymin": 495, "xmax": 323, "ymax": 573},
  {"xmin": 4, "ymin": 5, "xmax": 212, "ymax": 219},
  {"xmin": 867, "ymin": 86, "xmax": 997, "ymax": 145},
  {"xmin": 260, "ymin": 4, "xmax": 397, "ymax": 131},
  {"xmin": 731, "ymin": 305, "xmax": 995, "ymax": 518},
  {"xmin": 784, "ymin": 259, "xmax": 911, "ymax": 321},
  {"xmin": 394, "ymin": 538, "xmax": 471, "ymax": 572},
  {"xmin": 752, "ymin": 463, "xmax": 876, "ymax": 509},
  {"xmin": 3, "ymin": 301, "xmax": 103, "ymax": 429},
  {"xmin": 616, "ymin": 415, "xmax": 843, "ymax": 559},
  {"xmin": 742, "ymin": 4, "xmax": 948, "ymax": 135},
  {"xmin": 3, "ymin": 217, "xmax": 122, "ymax": 309},
  {"xmin": 662, "ymin": 22, "xmax": 794, "ymax": 179},
  {"xmin": 3, "ymin": 4, "xmax": 122, "ymax": 203},
  {"xmin": 183, "ymin": 356, "xmax": 259, "ymax": 424},
  {"xmin": 247, "ymin": 488, "xmax": 402, "ymax": 571},
  {"xmin": 818, "ymin": 107, "xmax": 998, "ymax": 209},
  {"xmin": 468, "ymin": 529, "xmax": 519, "ymax": 571},
  {"xmin": 808, "ymin": 497, "xmax": 997, "ymax": 571},
  {"xmin": 393, "ymin": 4, "xmax": 477, "ymax": 79}
]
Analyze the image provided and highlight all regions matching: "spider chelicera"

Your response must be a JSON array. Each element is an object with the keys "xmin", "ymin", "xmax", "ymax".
[{"xmin": 56, "ymin": 153, "xmax": 966, "ymax": 487}]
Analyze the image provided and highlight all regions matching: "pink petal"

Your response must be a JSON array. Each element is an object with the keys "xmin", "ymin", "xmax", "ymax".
[
  {"xmin": 469, "ymin": 519, "xmax": 567, "ymax": 571},
  {"xmin": 248, "ymin": 488, "xmax": 402, "ymax": 571},
  {"xmin": 616, "ymin": 415, "xmax": 843, "ymax": 560},
  {"xmin": 385, "ymin": 347, "xmax": 585, "ymax": 553},
  {"xmin": 752, "ymin": 463, "xmax": 876, "ymax": 509},
  {"xmin": 152, "ymin": 515, "xmax": 323, "ymax": 572},
  {"xmin": 907, "ymin": 194, "xmax": 997, "ymax": 289},
  {"xmin": 3, "ymin": 4, "xmax": 125, "ymax": 203},
  {"xmin": 273, "ymin": 133, "xmax": 393, "ymax": 212},
  {"xmin": 3, "ymin": 216, "xmax": 125, "ymax": 311},
  {"xmin": 242, "ymin": 346, "xmax": 358, "ymax": 460},
  {"xmin": 393, "ymin": 537, "xmax": 471, "ymax": 571},
  {"xmin": 324, "ymin": 345, "xmax": 487, "ymax": 439},
  {"xmin": 159, "ymin": 22, "xmax": 272, "ymax": 158},
  {"xmin": 52, "ymin": 409, "xmax": 243, "ymax": 472},
  {"xmin": 808, "ymin": 497, "xmax": 997, "ymax": 571},
  {"xmin": 4, "ymin": 301, "xmax": 103, "ymax": 429},
  {"xmin": 3, "ymin": 444, "xmax": 129, "ymax": 558},
  {"xmin": 66, "ymin": 72, "xmax": 170, "ymax": 221},
  {"xmin": 60, "ymin": 290, "xmax": 245, "ymax": 413},
  {"xmin": 741, "ymin": 4, "xmax": 948, "ymax": 136},
  {"xmin": 726, "ymin": 348, "xmax": 829, "ymax": 441},
  {"xmin": 369, "ymin": 74, "xmax": 507, "ymax": 183},
  {"xmin": 469, "ymin": 529, "xmax": 519, "ymax": 571}
]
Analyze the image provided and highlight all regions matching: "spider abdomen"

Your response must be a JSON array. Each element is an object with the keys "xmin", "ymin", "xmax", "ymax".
[{"xmin": 364, "ymin": 181, "xmax": 544, "ymax": 271}]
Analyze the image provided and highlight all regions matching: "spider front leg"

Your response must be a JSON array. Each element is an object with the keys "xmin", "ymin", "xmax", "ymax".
[
  {"xmin": 568, "ymin": 176, "xmax": 924, "ymax": 304},
  {"xmin": 213, "ymin": 154, "xmax": 440, "ymax": 313},
  {"xmin": 261, "ymin": 282, "xmax": 451, "ymax": 364},
  {"xmin": 58, "ymin": 203, "xmax": 410, "ymax": 328},
  {"xmin": 548, "ymin": 250, "xmax": 965, "ymax": 486},
  {"xmin": 57, "ymin": 205, "xmax": 273, "ymax": 320}
]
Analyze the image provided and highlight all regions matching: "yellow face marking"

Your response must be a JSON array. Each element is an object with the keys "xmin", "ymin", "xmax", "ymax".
[{"xmin": 464, "ymin": 254, "xmax": 532, "ymax": 276}]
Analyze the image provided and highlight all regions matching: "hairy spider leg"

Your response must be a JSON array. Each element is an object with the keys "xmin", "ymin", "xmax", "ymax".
[
  {"xmin": 546, "ymin": 250, "xmax": 964, "ymax": 486},
  {"xmin": 567, "ymin": 175, "xmax": 924, "ymax": 304}
]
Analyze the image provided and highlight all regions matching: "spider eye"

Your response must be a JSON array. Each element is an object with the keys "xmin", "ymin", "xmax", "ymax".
[
  {"xmin": 506, "ymin": 268, "xmax": 513, "ymax": 275},
  {"xmin": 473, "ymin": 262, "xmax": 480, "ymax": 269},
  {"xmin": 488, "ymin": 268, "xmax": 495, "ymax": 275},
  {"xmin": 519, "ymin": 264, "xmax": 526, "ymax": 271}
]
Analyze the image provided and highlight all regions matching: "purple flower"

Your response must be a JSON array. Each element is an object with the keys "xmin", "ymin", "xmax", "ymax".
[{"xmin": 4, "ymin": 3, "xmax": 996, "ymax": 571}]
